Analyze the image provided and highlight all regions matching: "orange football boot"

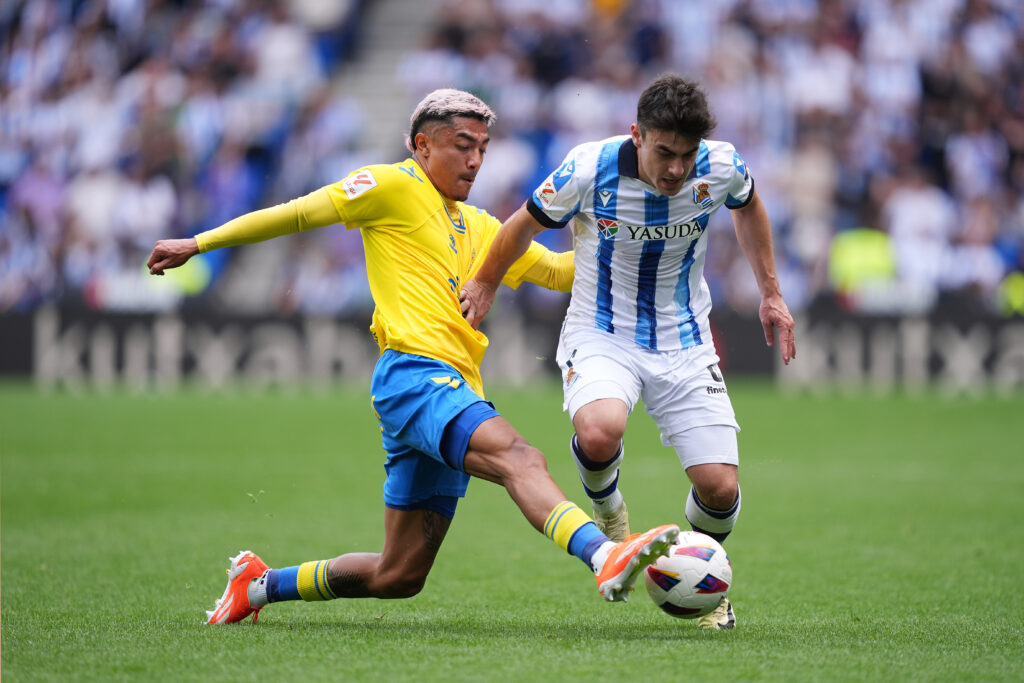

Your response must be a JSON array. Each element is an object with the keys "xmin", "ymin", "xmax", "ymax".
[
  {"xmin": 596, "ymin": 524, "xmax": 679, "ymax": 602},
  {"xmin": 205, "ymin": 550, "xmax": 269, "ymax": 624}
]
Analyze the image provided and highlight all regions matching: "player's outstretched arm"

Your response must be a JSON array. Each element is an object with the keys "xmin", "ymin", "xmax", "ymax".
[
  {"xmin": 730, "ymin": 189, "xmax": 796, "ymax": 364},
  {"xmin": 148, "ymin": 238, "xmax": 199, "ymax": 275},
  {"xmin": 147, "ymin": 188, "xmax": 340, "ymax": 277},
  {"xmin": 461, "ymin": 203, "xmax": 546, "ymax": 328}
]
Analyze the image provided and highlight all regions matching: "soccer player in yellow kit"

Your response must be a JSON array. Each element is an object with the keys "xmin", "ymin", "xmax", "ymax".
[{"xmin": 148, "ymin": 89, "xmax": 679, "ymax": 624}]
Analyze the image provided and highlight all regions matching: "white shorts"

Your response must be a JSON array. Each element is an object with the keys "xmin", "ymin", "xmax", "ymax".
[{"xmin": 555, "ymin": 325, "xmax": 740, "ymax": 469}]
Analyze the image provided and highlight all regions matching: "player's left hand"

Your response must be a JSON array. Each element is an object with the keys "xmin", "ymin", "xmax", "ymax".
[
  {"xmin": 460, "ymin": 278, "xmax": 497, "ymax": 329},
  {"xmin": 147, "ymin": 238, "xmax": 199, "ymax": 275},
  {"xmin": 759, "ymin": 293, "xmax": 796, "ymax": 365}
]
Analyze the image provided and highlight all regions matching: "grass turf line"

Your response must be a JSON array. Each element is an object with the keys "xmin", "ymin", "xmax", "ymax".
[{"xmin": 1, "ymin": 382, "xmax": 1022, "ymax": 681}]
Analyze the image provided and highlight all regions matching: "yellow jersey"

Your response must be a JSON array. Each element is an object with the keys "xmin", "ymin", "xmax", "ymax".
[{"xmin": 195, "ymin": 157, "xmax": 571, "ymax": 396}]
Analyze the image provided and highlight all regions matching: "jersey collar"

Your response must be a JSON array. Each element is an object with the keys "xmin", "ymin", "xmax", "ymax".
[{"xmin": 618, "ymin": 138, "xmax": 640, "ymax": 179}]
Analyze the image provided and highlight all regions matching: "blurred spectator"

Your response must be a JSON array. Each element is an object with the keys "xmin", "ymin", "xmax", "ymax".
[
  {"xmin": 0, "ymin": 0, "xmax": 367, "ymax": 313},
  {"xmin": 880, "ymin": 165, "xmax": 958, "ymax": 310},
  {"xmin": 2, "ymin": 0, "xmax": 1023, "ymax": 320}
]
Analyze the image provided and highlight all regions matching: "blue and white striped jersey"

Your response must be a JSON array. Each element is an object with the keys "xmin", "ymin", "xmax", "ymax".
[{"xmin": 527, "ymin": 135, "xmax": 754, "ymax": 351}]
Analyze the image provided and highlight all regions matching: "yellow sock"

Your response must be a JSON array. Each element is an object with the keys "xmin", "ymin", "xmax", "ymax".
[
  {"xmin": 295, "ymin": 560, "xmax": 338, "ymax": 601},
  {"xmin": 544, "ymin": 501, "xmax": 601, "ymax": 551}
]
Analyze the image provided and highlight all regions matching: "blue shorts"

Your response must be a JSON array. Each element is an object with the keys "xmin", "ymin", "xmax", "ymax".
[{"xmin": 371, "ymin": 350, "xmax": 500, "ymax": 518}]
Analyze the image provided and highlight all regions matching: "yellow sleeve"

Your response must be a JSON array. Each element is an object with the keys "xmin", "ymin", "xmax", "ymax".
[
  {"xmin": 323, "ymin": 164, "xmax": 425, "ymax": 232},
  {"xmin": 500, "ymin": 239, "xmax": 546, "ymax": 289},
  {"xmin": 195, "ymin": 188, "xmax": 340, "ymax": 252},
  {"xmin": 518, "ymin": 249, "xmax": 574, "ymax": 292},
  {"xmin": 468, "ymin": 211, "xmax": 557, "ymax": 290}
]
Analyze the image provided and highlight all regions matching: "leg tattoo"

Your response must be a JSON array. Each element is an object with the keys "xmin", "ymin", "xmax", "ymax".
[
  {"xmin": 326, "ymin": 565, "xmax": 372, "ymax": 598},
  {"xmin": 324, "ymin": 509, "xmax": 452, "ymax": 599},
  {"xmin": 421, "ymin": 509, "xmax": 451, "ymax": 554}
]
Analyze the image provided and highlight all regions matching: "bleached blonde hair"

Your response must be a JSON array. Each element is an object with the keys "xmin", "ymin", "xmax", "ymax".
[{"xmin": 406, "ymin": 88, "xmax": 496, "ymax": 152}]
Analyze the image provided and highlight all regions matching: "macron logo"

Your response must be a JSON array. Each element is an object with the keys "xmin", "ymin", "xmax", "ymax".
[{"xmin": 598, "ymin": 190, "xmax": 613, "ymax": 207}]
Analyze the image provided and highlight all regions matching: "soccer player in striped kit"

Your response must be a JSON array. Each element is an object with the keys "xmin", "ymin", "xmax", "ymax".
[
  {"xmin": 462, "ymin": 74, "xmax": 797, "ymax": 630},
  {"xmin": 148, "ymin": 89, "xmax": 680, "ymax": 624}
]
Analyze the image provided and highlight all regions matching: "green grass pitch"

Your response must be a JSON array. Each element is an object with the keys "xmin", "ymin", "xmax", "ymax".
[{"xmin": 2, "ymin": 381, "xmax": 1022, "ymax": 681}]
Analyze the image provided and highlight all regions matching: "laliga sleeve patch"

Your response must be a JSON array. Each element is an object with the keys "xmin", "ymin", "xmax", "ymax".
[
  {"xmin": 536, "ymin": 179, "xmax": 558, "ymax": 208},
  {"xmin": 343, "ymin": 170, "xmax": 378, "ymax": 199}
]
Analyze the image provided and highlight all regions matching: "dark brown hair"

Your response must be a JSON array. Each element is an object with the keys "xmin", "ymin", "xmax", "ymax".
[{"xmin": 637, "ymin": 74, "xmax": 716, "ymax": 140}]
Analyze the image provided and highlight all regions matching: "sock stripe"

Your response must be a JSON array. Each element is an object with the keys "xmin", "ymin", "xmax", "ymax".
[
  {"xmin": 317, "ymin": 560, "xmax": 337, "ymax": 600},
  {"xmin": 297, "ymin": 560, "xmax": 335, "ymax": 601},
  {"xmin": 691, "ymin": 487, "xmax": 739, "ymax": 519},
  {"xmin": 545, "ymin": 502, "xmax": 594, "ymax": 552},
  {"xmin": 544, "ymin": 501, "xmax": 574, "ymax": 539},
  {"xmin": 571, "ymin": 434, "xmax": 622, "ymax": 471},
  {"xmin": 687, "ymin": 485, "xmax": 741, "ymax": 542},
  {"xmin": 582, "ymin": 472, "xmax": 620, "ymax": 500},
  {"xmin": 312, "ymin": 561, "xmax": 329, "ymax": 601}
]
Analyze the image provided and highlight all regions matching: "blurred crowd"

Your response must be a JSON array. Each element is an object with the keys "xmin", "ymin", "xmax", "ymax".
[
  {"xmin": 1, "ymin": 0, "xmax": 370, "ymax": 313},
  {"xmin": 3, "ymin": 0, "xmax": 1024, "ymax": 318}
]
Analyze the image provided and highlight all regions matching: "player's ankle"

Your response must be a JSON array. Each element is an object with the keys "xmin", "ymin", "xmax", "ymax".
[{"xmin": 589, "ymin": 541, "xmax": 616, "ymax": 573}]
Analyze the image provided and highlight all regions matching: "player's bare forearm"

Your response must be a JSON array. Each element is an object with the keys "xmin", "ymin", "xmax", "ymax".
[
  {"xmin": 478, "ymin": 204, "xmax": 545, "ymax": 288},
  {"xmin": 731, "ymin": 191, "xmax": 779, "ymax": 297},
  {"xmin": 731, "ymin": 190, "xmax": 796, "ymax": 364},
  {"xmin": 461, "ymin": 204, "xmax": 546, "ymax": 328},
  {"xmin": 147, "ymin": 238, "xmax": 199, "ymax": 275}
]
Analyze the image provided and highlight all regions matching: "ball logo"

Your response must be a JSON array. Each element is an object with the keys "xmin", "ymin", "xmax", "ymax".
[
  {"xmin": 597, "ymin": 218, "xmax": 620, "ymax": 238},
  {"xmin": 646, "ymin": 566, "xmax": 681, "ymax": 591},
  {"xmin": 695, "ymin": 574, "xmax": 730, "ymax": 594},
  {"xmin": 693, "ymin": 182, "xmax": 713, "ymax": 208},
  {"xmin": 343, "ymin": 170, "xmax": 378, "ymax": 199},
  {"xmin": 674, "ymin": 545, "xmax": 716, "ymax": 561}
]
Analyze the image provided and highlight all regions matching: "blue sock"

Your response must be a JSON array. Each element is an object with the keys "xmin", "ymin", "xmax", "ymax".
[
  {"xmin": 265, "ymin": 566, "xmax": 301, "ymax": 603},
  {"xmin": 567, "ymin": 521, "xmax": 609, "ymax": 568}
]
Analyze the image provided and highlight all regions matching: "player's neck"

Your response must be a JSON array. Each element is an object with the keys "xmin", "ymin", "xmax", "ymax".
[{"xmin": 411, "ymin": 153, "xmax": 459, "ymax": 209}]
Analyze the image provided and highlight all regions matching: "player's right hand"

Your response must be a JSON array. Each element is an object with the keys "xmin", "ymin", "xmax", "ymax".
[
  {"xmin": 460, "ymin": 277, "xmax": 497, "ymax": 329},
  {"xmin": 147, "ymin": 238, "xmax": 200, "ymax": 275}
]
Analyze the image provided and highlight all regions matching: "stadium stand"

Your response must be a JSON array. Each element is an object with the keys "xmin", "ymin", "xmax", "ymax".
[{"xmin": 2, "ymin": 0, "xmax": 1022, "ymax": 319}]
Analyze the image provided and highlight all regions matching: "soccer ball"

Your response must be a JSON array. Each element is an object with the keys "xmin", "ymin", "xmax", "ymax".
[{"xmin": 644, "ymin": 531, "xmax": 732, "ymax": 618}]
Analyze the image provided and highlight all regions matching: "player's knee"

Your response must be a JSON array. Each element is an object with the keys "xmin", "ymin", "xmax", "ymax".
[
  {"xmin": 503, "ymin": 440, "xmax": 549, "ymax": 481},
  {"xmin": 516, "ymin": 441, "xmax": 550, "ymax": 473},
  {"xmin": 575, "ymin": 425, "xmax": 622, "ymax": 461},
  {"xmin": 697, "ymin": 481, "xmax": 738, "ymax": 510},
  {"xmin": 375, "ymin": 568, "xmax": 428, "ymax": 599}
]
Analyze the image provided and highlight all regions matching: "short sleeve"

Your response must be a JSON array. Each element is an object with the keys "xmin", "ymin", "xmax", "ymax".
[
  {"xmin": 525, "ymin": 147, "xmax": 586, "ymax": 229},
  {"xmin": 467, "ymin": 210, "xmax": 546, "ymax": 286},
  {"xmin": 724, "ymin": 148, "xmax": 755, "ymax": 210},
  {"xmin": 324, "ymin": 164, "xmax": 422, "ymax": 231}
]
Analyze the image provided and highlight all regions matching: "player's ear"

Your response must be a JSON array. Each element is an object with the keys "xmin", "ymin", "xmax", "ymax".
[
  {"xmin": 630, "ymin": 123, "xmax": 644, "ymax": 147},
  {"xmin": 414, "ymin": 131, "xmax": 431, "ymax": 156}
]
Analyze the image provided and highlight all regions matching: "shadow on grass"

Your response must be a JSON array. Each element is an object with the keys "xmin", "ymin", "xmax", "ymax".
[{"xmin": 244, "ymin": 612, "xmax": 726, "ymax": 642}]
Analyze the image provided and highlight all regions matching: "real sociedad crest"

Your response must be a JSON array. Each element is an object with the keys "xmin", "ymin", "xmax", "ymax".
[
  {"xmin": 693, "ymin": 182, "xmax": 713, "ymax": 208},
  {"xmin": 597, "ymin": 218, "xmax": 620, "ymax": 238}
]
